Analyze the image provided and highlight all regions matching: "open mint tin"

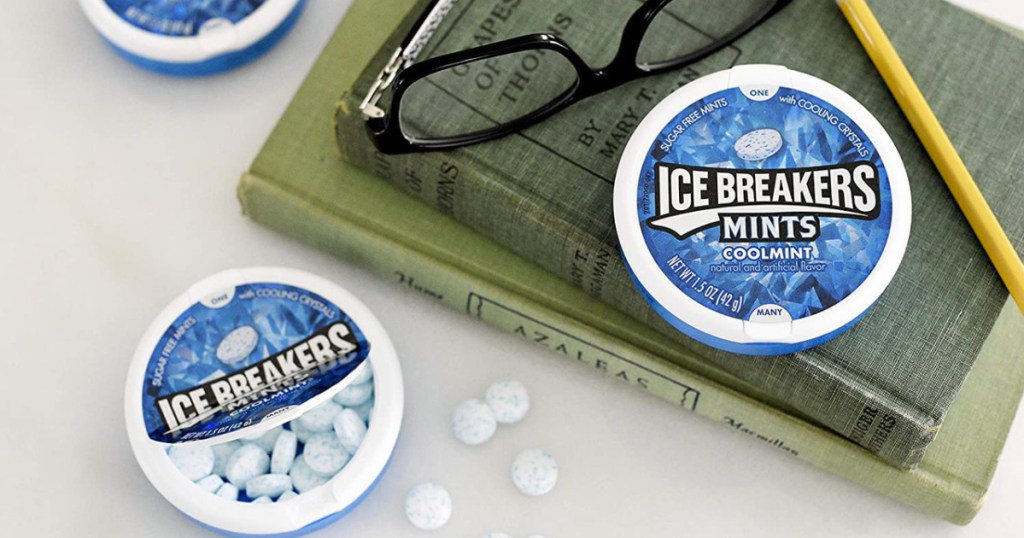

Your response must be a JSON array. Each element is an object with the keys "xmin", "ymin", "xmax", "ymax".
[
  {"xmin": 615, "ymin": 65, "xmax": 911, "ymax": 356},
  {"xmin": 125, "ymin": 267, "xmax": 403, "ymax": 536}
]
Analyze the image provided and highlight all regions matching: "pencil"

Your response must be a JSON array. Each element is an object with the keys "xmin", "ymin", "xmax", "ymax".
[{"xmin": 836, "ymin": 0, "xmax": 1024, "ymax": 314}]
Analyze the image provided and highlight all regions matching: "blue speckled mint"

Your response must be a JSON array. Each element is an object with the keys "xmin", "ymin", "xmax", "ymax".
[
  {"xmin": 451, "ymin": 398, "xmax": 497, "ymax": 446},
  {"xmin": 511, "ymin": 449, "xmax": 558, "ymax": 496},
  {"xmin": 288, "ymin": 418, "xmax": 316, "ymax": 443},
  {"xmin": 215, "ymin": 482, "xmax": 239, "ymax": 501},
  {"xmin": 332, "ymin": 381, "xmax": 374, "ymax": 407},
  {"xmin": 167, "ymin": 444, "xmax": 215, "ymax": 481},
  {"xmin": 211, "ymin": 440, "xmax": 241, "ymax": 477},
  {"xmin": 195, "ymin": 474, "xmax": 224, "ymax": 493},
  {"xmin": 277, "ymin": 490, "xmax": 298, "ymax": 502},
  {"xmin": 348, "ymin": 362, "xmax": 374, "ymax": 386},
  {"xmin": 333, "ymin": 408, "xmax": 368, "ymax": 455},
  {"xmin": 245, "ymin": 473, "xmax": 293, "ymax": 499},
  {"xmin": 270, "ymin": 429, "xmax": 298, "ymax": 474},
  {"xmin": 484, "ymin": 380, "xmax": 530, "ymax": 424},
  {"xmin": 351, "ymin": 397, "xmax": 375, "ymax": 424},
  {"xmin": 298, "ymin": 400, "xmax": 344, "ymax": 433},
  {"xmin": 241, "ymin": 425, "xmax": 283, "ymax": 453},
  {"xmin": 289, "ymin": 455, "xmax": 328, "ymax": 493},
  {"xmin": 404, "ymin": 483, "xmax": 452, "ymax": 530},
  {"xmin": 224, "ymin": 444, "xmax": 270, "ymax": 488},
  {"xmin": 302, "ymin": 433, "xmax": 350, "ymax": 477}
]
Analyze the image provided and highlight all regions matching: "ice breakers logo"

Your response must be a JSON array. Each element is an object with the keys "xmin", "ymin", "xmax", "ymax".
[
  {"xmin": 155, "ymin": 322, "xmax": 361, "ymax": 436},
  {"xmin": 648, "ymin": 162, "xmax": 881, "ymax": 241}
]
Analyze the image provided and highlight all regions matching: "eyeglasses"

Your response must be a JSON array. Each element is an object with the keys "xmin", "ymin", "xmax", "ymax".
[{"xmin": 361, "ymin": 0, "xmax": 792, "ymax": 154}]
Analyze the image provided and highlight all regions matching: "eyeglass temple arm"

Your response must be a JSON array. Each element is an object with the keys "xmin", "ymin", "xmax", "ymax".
[{"xmin": 360, "ymin": 0, "xmax": 459, "ymax": 119}]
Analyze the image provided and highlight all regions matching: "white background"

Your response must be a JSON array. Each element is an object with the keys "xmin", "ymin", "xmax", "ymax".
[{"xmin": 2, "ymin": 1, "xmax": 1022, "ymax": 536}]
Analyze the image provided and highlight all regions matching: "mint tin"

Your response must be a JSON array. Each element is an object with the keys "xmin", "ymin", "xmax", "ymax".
[
  {"xmin": 79, "ymin": 0, "xmax": 306, "ymax": 76},
  {"xmin": 125, "ymin": 268, "xmax": 403, "ymax": 536},
  {"xmin": 614, "ymin": 65, "xmax": 911, "ymax": 356}
]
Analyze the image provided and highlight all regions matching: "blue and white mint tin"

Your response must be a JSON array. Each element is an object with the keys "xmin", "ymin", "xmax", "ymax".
[
  {"xmin": 79, "ymin": 0, "xmax": 306, "ymax": 76},
  {"xmin": 614, "ymin": 65, "xmax": 911, "ymax": 356},
  {"xmin": 125, "ymin": 267, "xmax": 403, "ymax": 536}
]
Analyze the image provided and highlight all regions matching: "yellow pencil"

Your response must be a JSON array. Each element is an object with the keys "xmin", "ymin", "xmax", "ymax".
[{"xmin": 836, "ymin": 0, "xmax": 1024, "ymax": 313}]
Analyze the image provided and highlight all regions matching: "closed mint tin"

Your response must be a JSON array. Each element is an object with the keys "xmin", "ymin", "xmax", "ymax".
[
  {"xmin": 614, "ymin": 65, "xmax": 911, "ymax": 356},
  {"xmin": 79, "ymin": 0, "xmax": 306, "ymax": 76}
]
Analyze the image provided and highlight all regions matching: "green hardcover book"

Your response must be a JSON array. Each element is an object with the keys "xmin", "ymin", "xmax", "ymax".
[
  {"xmin": 237, "ymin": 0, "xmax": 1024, "ymax": 523},
  {"xmin": 333, "ymin": 0, "xmax": 1024, "ymax": 469}
]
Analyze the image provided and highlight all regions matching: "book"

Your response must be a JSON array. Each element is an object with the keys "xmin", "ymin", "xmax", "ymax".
[
  {"xmin": 333, "ymin": 0, "xmax": 1024, "ymax": 469},
  {"xmin": 237, "ymin": 0, "xmax": 1024, "ymax": 523}
]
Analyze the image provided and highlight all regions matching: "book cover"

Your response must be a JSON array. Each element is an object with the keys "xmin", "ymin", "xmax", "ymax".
[
  {"xmin": 238, "ymin": 0, "xmax": 1024, "ymax": 523},
  {"xmin": 333, "ymin": 0, "xmax": 1024, "ymax": 468}
]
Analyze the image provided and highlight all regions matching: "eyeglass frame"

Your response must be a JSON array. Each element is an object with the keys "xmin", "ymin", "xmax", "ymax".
[{"xmin": 360, "ymin": 0, "xmax": 792, "ymax": 154}]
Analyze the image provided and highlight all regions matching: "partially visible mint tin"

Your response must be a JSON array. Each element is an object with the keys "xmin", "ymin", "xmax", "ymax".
[
  {"xmin": 79, "ymin": 0, "xmax": 306, "ymax": 76},
  {"xmin": 614, "ymin": 65, "xmax": 911, "ymax": 356}
]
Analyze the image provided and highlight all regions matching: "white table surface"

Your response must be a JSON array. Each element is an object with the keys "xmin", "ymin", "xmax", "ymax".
[{"xmin": 2, "ymin": 1, "xmax": 1022, "ymax": 536}]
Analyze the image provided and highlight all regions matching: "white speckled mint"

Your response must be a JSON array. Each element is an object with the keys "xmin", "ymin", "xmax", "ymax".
[
  {"xmin": 348, "ymin": 362, "xmax": 374, "ymax": 386},
  {"xmin": 270, "ymin": 429, "xmax": 298, "ymax": 474},
  {"xmin": 251, "ymin": 496, "xmax": 273, "ymax": 504},
  {"xmin": 303, "ymin": 433, "xmax": 351, "ymax": 477},
  {"xmin": 484, "ymin": 380, "xmax": 530, "ymax": 424},
  {"xmin": 451, "ymin": 398, "xmax": 497, "ymax": 445},
  {"xmin": 167, "ymin": 444, "xmax": 215, "ymax": 482},
  {"xmin": 511, "ymin": 449, "xmax": 558, "ymax": 496},
  {"xmin": 404, "ymin": 483, "xmax": 452, "ymax": 530},
  {"xmin": 246, "ymin": 474, "xmax": 293, "ymax": 499},
  {"xmin": 288, "ymin": 419, "xmax": 316, "ymax": 443},
  {"xmin": 734, "ymin": 128, "xmax": 783, "ymax": 161},
  {"xmin": 224, "ymin": 444, "xmax": 270, "ymax": 488},
  {"xmin": 277, "ymin": 490, "xmax": 298, "ymax": 502},
  {"xmin": 215, "ymin": 325, "xmax": 259, "ymax": 365},
  {"xmin": 298, "ymin": 400, "xmax": 344, "ymax": 433},
  {"xmin": 196, "ymin": 474, "xmax": 224, "ymax": 493},
  {"xmin": 215, "ymin": 482, "xmax": 239, "ymax": 501},
  {"xmin": 289, "ymin": 455, "xmax": 328, "ymax": 493},
  {"xmin": 332, "ymin": 381, "xmax": 374, "ymax": 407},
  {"xmin": 352, "ymin": 398, "xmax": 375, "ymax": 424},
  {"xmin": 484, "ymin": 533, "xmax": 513, "ymax": 538},
  {"xmin": 333, "ymin": 408, "xmax": 368, "ymax": 454},
  {"xmin": 241, "ymin": 425, "xmax": 283, "ymax": 453},
  {"xmin": 211, "ymin": 440, "xmax": 242, "ymax": 477}
]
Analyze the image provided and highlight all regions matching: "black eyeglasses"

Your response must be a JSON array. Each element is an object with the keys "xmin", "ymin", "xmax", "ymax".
[{"xmin": 361, "ymin": 0, "xmax": 792, "ymax": 154}]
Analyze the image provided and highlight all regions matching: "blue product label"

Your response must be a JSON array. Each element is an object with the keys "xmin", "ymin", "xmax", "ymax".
[
  {"xmin": 105, "ymin": 0, "xmax": 266, "ymax": 37},
  {"xmin": 142, "ymin": 283, "xmax": 370, "ymax": 443},
  {"xmin": 637, "ymin": 87, "xmax": 893, "ymax": 321}
]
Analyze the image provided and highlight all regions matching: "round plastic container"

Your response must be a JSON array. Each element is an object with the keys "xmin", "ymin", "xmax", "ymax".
[
  {"xmin": 125, "ymin": 267, "xmax": 403, "ymax": 536},
  {"xmin": 79, "ymin": 0, "xmax": 306, "ymax": 76},
  {"xmin": 615, "ymin": 65, "xmax": 911, "ymax": 356}
]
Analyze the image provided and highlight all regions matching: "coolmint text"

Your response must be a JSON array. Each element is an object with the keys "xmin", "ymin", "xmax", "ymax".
[
  {"xmin": 155, "ymin": 323, "xmax": 359, "ymax": 434},
  {"xmin": 648, "ymin": 162, "xmax": 881, "ymax": 241}
]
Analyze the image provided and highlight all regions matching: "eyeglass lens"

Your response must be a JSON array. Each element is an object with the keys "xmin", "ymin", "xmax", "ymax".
[
  {"xmin": 399, "ymin": 49, "xmax": 580, "ymax": 141},
  {"xmin": 397, "ymin": 0, "xmax": 778, "ymax": 142},
  {"xmin": 638, "ymin": 0, "xmax": 775, "ymax": 70}
]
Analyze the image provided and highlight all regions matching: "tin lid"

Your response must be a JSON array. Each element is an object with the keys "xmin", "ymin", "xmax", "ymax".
[
  {"xmin": 126, "ymin": 267, "xmax": 387, "ymax": 445},
  {"xmin": 614, "ymin": 65, "xmax": 911, "ymax": 356},
  {"xmin": 79, "ymin": 0, "xmax": 301, "ymax": 66}
]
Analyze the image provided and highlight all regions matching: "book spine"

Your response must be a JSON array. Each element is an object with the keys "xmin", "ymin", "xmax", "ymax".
[
  {"xmin": 333, "ymin": 99, "xmax": 933, "ymax": 469},
  {"xmin": 237, "ymin": 170, "xmax": 980, "ymax": 523}
]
